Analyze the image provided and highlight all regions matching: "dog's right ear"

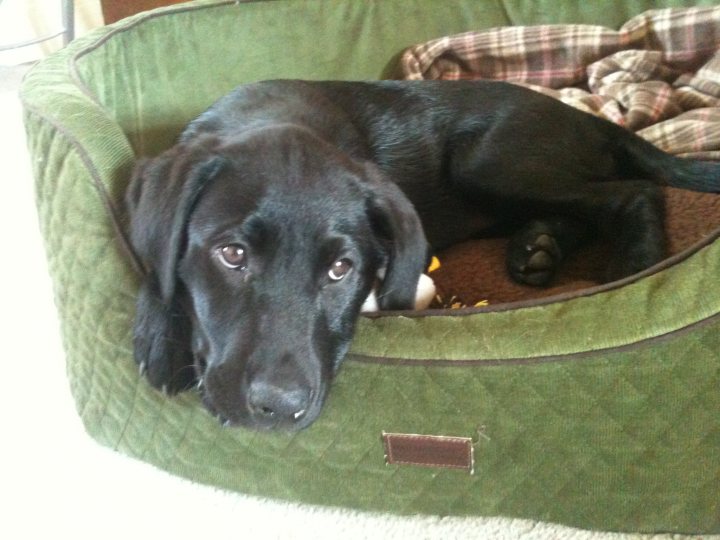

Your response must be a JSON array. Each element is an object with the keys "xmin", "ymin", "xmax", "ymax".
[
  {"xmin": 126, "ymin": 144, "xmax": 226, "ymax": 302},
  {"xmin": 125, "ymin": 141, "xmax": 226, "ymax": 392}
]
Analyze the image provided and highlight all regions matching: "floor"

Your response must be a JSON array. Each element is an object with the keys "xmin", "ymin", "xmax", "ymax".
[{"xmin": 1, "ymin": 62, "xmax": 706, "ymax": 540}]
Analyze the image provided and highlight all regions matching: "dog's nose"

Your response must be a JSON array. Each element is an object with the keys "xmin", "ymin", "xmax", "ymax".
[{"xmin": 247, "ymin": 380, "xmax": 311, "ymax": 423}]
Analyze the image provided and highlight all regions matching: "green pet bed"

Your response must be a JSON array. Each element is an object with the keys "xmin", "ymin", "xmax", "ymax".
[{"xmin": 21, "ymin": 0, "xmax": 720, "ymax": 534}]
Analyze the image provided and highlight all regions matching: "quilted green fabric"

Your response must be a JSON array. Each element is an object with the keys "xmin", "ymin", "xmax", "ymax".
[{"xmin": 21, "ymin": 0, "xmax": 720, "ymax": 534}]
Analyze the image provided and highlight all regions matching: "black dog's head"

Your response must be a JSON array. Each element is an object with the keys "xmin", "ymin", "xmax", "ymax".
[{"xmin": 126, "ymin": 126, "xmax": 428, "ymax": 430}]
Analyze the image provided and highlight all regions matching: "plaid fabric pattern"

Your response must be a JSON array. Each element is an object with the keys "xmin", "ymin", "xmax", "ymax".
[{"xmin": 400, "ymin": 7, "xmax": 720, "ymax": 160}]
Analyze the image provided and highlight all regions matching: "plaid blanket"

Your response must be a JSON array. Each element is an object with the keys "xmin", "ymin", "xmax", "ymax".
[{"xmin": 400, "ymin": 7, "xmax": 720, "ymax": 160}]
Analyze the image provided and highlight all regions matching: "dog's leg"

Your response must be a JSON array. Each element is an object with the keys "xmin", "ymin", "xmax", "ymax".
[
  {"xmin": 506, "ymin": 217, "xmax": 592, "ymax": 286},
  {"xmin": 601, "ymin": 181, "xmax": 667, "ymax": 281},
  {"xmin": 516, "ymin": 180, "xmax": 667, "ymax": 283},
  {"xmin": 461, "ymin": 178, "xmax": 665, "ymax": 284}
]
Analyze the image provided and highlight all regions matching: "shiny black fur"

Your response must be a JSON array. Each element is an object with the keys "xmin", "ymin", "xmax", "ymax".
[{"xmin": 126, "ymin": 80, "xmax": 720, "ymax": 430}]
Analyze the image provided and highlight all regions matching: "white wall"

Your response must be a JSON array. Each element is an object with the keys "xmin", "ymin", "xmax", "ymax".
[{"xmin": 0, "ymin": 0, "xmax": 103, "ymax": 65}]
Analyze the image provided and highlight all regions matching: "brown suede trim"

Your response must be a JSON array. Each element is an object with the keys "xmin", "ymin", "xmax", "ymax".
[{"xmin": 382, "ymin": 431, "xmax": 475, "ymax": 473}]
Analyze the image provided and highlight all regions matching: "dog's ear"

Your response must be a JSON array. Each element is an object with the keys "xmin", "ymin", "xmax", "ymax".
[
  {"xmin": 364, "ymin": 167, "xmax": 430, "ymax": 311},
  {"xmin": 125, "ymin": 141, "xmax": 226, "ymax": 392},
  {"xmin": 126, "ymin": 143, "xmax": 226, "ymax": 302}
]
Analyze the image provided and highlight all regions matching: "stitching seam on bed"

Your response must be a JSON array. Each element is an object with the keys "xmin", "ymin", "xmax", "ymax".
[
  {"xmin": 348, "ymin": 309, "xmax": 720, "ymax": 366},
  {"xmin": 68, "ymin": 0, "xmax": 264, "ymax": 106},
  {"xmin": 21, "ymin": 102, "xmax": 145, "ymax": 277}
]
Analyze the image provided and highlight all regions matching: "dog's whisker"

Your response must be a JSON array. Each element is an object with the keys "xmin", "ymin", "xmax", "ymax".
[{"xmin": 375, "ymin": 287, "xmax": 396, "ymax": 301}]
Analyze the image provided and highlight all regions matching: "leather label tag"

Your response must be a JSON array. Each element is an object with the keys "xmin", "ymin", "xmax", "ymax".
[{"xmin": 382, "ymin": 431, "xmax": 474, "ymax": 474}]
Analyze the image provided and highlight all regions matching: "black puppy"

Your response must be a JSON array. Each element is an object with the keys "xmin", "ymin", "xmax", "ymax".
[{"xmin": 126, "ymin": 80, "xmax": 719, "ymax": 430}]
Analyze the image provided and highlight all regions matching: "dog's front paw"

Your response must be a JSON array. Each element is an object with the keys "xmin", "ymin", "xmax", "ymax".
[
  {"xmin": 507, "ymin": 228, "xmax": 563, "ymax": 286},
  {"xmin": 134, "ymin": 327, "xmax": 196, "ymax": 395},
  {"xmin": 133, "ymin": 281, "xmax": 197, "ymax": 394}
]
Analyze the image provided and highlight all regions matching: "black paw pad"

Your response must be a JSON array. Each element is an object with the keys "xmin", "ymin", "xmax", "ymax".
[{"xmin": 508, "ymin": 233, "xmax": 562, "ymax": 286}]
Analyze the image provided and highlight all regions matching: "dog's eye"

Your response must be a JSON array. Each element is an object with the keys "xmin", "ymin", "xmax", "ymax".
[
  {"xmin": 328, "ymin": 258, "xmax": 353, "ymax": 281},
  {"xmin": 218, "ymin": 244, "xmax": 247, "ymax": 270}
]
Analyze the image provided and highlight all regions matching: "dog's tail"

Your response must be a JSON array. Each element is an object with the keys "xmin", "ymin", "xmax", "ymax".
[{"xmin": 608, "ymin": 122, "xmax": 720, "ymax": 193}]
